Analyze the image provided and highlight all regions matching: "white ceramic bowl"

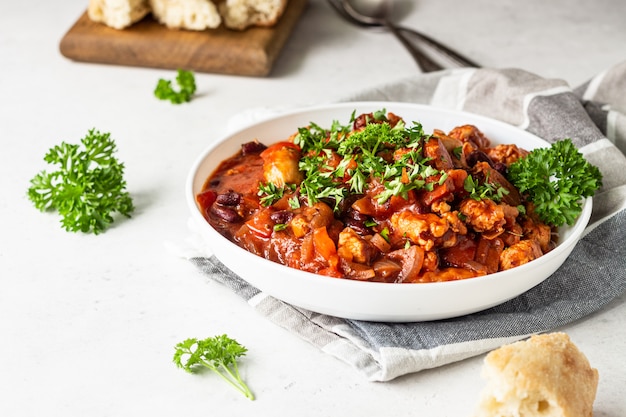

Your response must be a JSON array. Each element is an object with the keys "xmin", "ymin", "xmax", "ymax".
[{"xmin": 186, "ymin": 102, "xmax": 592, "ymax": 322}]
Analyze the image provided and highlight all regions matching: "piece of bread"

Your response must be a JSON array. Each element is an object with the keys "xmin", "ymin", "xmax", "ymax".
[
  {"xmin": 218, "ymin": 0, "xmax": 287, "ymax": 30},
  {"xmin": 88, "ymin": 0, "xmax": 151, "ymax": 29},
  {"xmin": 474, "ymin": 332, "xmax": 599, "ymax": 417},
  {"xmin": 149, "ymin": 0, "xmax": 221, "ymax": 30}
]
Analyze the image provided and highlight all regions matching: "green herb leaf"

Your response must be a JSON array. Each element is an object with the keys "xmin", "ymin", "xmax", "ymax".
[
  {"xmin": 173, "ymin": 335, "xmax": 254, "ymax": 400},
  {"xmin": 508, "ymin": 139, "xmax": 602, "ymax": 226},
  {"xmin": 273, "ymin": 223, "xmax": 287, "ymax": 231},
  {"xmin": 380, "ymin": 227, "xmax": 390, "ymax": 242},
  {"xmin": 154, "ymin": 69, "xmax": 197, "ymax": 104},
  {"xmin": 280, "ymin": 110, "xmax": 445, "ymax": 211},
  {"xmin": 258, "ymin": 182, "xmax": 295, "ymax": 206},
  {"xmin": 27, "ymin": 129, "xmax": 134, "ymax": 234},
  {"xmin": 464, "ymin": 174, "xmax": 509, "ymax": 202}
]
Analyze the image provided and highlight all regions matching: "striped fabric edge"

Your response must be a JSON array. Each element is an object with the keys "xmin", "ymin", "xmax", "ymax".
[
  {"xmin": 319, "ymin": 334, "xmax": 532, "ymax": 382},
  {"xmin": 606, "ymin": 108, "xmax": 626, "ymax": 153},
  {"xmin": 581, "ymin": 68, "xmax": 609, "ymax": 102},
  {"xmin": 580, "ymin": 61, "xmax": 626, "ymax": 112},
  {"xmin": 372, "ymin": 335, "xmax": 530, "ymax": 381},
  {"xmin": 429, "ymin": 68, "xmax": 477, "ymax": 110},
  {"xmin": 516, "ymin": 85, "xmax": 574, "ymax": 130}
]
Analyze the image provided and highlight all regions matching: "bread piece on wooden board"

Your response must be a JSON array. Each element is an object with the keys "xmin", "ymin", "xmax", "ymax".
[
  {"xmin": 219, "ymin": 0, "xmax": 287, "ymax": 30},
  {"xmin": 61, "ymin": 0, "xmax": 307, "ymax": 76},
  {"xmin": 474, "ymin": 332, "xmax": 599, "ymax": 417},
  {"xmin": 88, "ymin": 0, "xmax": 151, "ymax": 29},
  {"xmin": 149, "ymin": 0, "xmax": 221, "ymax": 30}
]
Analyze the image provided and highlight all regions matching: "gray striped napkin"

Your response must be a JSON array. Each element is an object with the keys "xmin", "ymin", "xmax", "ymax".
[{"xmin": 186, "ymin": 61, "xmax": 626, "ymax": 381}]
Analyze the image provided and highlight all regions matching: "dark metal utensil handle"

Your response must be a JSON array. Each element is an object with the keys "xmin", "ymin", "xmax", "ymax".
[
  {"xmin": 384, "ymin": 21, "xmax": 443, "ymax": 72},
  {"xmin": 326, "ymin": 0, "xmax": 479, "ymax": 69},
  {"xmin": 397, "ymin": 26, "xmax": 480, "ymax": 68}
]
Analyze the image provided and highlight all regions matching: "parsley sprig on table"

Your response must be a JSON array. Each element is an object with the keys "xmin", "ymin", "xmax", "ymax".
[
  {"xmin": 173, "ymin": 335, "xmax": 254, "ymax": 400},
  {"xmin": 27, "ymin": 129, "xmax": 134, "ymax": 235},
  {"xmin": 154, "ymin": 69, "xmax": 196, "ymax": 104},
  {"xmin": 508, "ymin": 138, "xmax": 602, "ymax": 226}
]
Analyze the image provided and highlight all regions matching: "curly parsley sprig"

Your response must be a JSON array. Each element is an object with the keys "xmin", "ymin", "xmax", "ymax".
[
  {"xmin": 508, "ymin": 138, "xmax": 602, "ymax": 226},
  {"xmin": 154, "ymin": 69, "xmax": 196, "ymax": 104},
  {"xmin": 27, "ymin": 129, "xmax": 134, "ymax": 234},
  {"xmin": 173, "ymin": 335, "xmax": 254, "ymax": 400}
]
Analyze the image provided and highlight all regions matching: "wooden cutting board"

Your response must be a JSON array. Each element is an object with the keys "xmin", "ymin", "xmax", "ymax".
[{"xmin": 59, "ymin": 0, "xmax": 308, "ymax": 77}]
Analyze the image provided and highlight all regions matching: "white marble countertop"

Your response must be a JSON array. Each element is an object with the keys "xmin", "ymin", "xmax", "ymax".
[{"xmin": 1, "ymin": 0, "xmax": 625, "ymax": 415}]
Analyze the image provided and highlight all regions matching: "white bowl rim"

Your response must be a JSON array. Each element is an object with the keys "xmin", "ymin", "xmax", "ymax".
[{"xmin": 185, "ymin": 101, "xmax": 593, "ymax": 319}]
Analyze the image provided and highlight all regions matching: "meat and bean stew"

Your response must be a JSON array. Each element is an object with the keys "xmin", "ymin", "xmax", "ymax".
[{"xmin": 196, "ymin": 110, "xmax": 556, "ymax": 283}]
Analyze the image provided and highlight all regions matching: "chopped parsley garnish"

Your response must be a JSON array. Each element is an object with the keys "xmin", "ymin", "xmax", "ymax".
[
  {"xmin": 364, "ymin": 219, "xmax": 377, "ymax": 227},
  {"xmin": 290, "ymin": 110, "xmax": 448, "ymax": 208},
  {"xmin": 258, "ymin": 182, "xmax": 295, "ymax": 207},
  {"xmin": 273, "ymin": 223, "xmax": 288, "ymax": 232},
  {"xmin": 288, "ymin": 196, "xmax": 301, "ymax": 209},
  {"xmin": 464, "ymin": 174, "xmax": 509, "ymax": 202}
]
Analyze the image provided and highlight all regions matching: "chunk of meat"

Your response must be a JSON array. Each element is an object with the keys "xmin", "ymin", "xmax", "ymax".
[
  {"xmin": 440, "ymin": 210, "xmax": 468, "ymax": 235},
  {"xmin": 499, "ymin": 240, "xmax": 543, "ymax": 270},
  {"xmin": 484, "ymin": 144, "xmax": 529, "ymax": 166},
  {"xmin": 448, "ymin": 124, "xmax": 491, "ymax": 149},
  {"xmin": 337, "ymin": 227, "xmax": 377, "ymax": 264},
  {"xmin": 460, "ymin": 198, "xmax": 506, "ymax": 237},
  {"xmin": 289, "ymin": 202, "xmax": 334, "ymax": 238},
  {"xmin": 522, "ymin": 217, "xmax": 554, "ymax": 253},
  {"xmin": 422, "ymin": 251, "xmax": 439, "ymax": 272},
  {"xmin": 390, "ymin": 212, "xmax": 450, "ymax": 251},
  {"xmin": 260, "ymin": 141, "xmax": 304, "ymax": 187}
]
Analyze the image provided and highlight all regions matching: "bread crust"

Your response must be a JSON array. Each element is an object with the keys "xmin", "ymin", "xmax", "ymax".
[
  {"xmin": 149, "ymin": 0, "xmax": 221, "ymax": 30},
  {"xmin": 474, "ymin": 332, "xmax": 599, "ymax": 417},
  {"xmin": 88, "ymin": 0, "xmax": 288, "ymax": 31},
  {"xmin": 88, "ymin": 0, "xmax": 151, "ymax": 30},
  {"xmin": 218, "ymin": 0, "xmax": 288, "ymax": 30}
]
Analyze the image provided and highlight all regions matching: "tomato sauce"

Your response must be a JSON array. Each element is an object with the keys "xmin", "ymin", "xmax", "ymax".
[{"xmin": 197, "ymin": 111, "xmax": 556, "ymax": 283}]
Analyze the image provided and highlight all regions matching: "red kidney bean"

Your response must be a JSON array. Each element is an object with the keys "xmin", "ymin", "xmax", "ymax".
[
  {"xmin": 345, "ymin": 207, "xmax": 367, "ymax": 221},
  {"xmin": 216, "ymin": 191, "xmax": 241, "ymax": 206},
  {"xmin": 211, "ymin": 205, "xmax": 241, "ymax": 223},
  {"xmin": 343, "ymin": 217, "xmax": 369, "ymax": 235},
  {"xmin": 466, "ymin": 150, "xmax": 495, "ymax": 168},
  {"xmin": 241, "ymin": 141, "xmax": 267, "ymax": 155},
  {"xmin": 270, "ymin": 210, "xmax": 293, "ymax": 224},
  {"xmin": 493, "ymin": 162, "xmax": 508, "ymax": 176}
]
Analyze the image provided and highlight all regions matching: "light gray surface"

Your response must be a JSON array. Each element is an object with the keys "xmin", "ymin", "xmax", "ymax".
[{"xmin": 1, "ymin": 1, "xmax": 625, "ymax": 416}]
